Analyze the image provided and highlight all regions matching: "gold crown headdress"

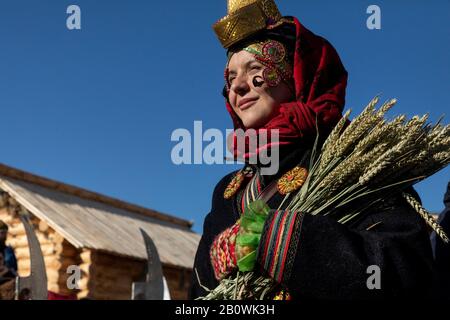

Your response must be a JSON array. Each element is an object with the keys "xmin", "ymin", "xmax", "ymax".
[{"xmin": 213, "ymin": 0, "xmax": 284, "ymax": 49}]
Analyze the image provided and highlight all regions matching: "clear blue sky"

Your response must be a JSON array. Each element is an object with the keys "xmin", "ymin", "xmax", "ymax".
[{"xmin": 0, "ymin": 1, "xmax": 448, "ymax": 233}]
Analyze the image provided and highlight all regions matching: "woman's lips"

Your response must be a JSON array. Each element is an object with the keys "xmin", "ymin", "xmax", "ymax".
[{"xmin": 238, "ymin": 98, "xmax": 258, "ymax": 110}]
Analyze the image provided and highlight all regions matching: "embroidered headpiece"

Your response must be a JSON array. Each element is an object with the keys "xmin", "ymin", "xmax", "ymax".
[{"xmin": 225, "ymin": 39, "xmax": 293, "ymax": 90}]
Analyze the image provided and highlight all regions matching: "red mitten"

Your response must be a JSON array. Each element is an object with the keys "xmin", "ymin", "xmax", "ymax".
[{"xmin": 210, "ymin": 221, "xmax": 240, "ymax": 280}]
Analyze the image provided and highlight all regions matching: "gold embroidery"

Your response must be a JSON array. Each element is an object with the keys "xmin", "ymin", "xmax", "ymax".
[
  {"xmin": 213, "ymin": 0, "xmax": 283, "ymax": 49},
  {"xmin": 277, "ymin": 166, "xmax": 308, "ymax": 195},
  {"xmin": 224, "ymin": 171, "xmax": 245, "ymax": 199}
]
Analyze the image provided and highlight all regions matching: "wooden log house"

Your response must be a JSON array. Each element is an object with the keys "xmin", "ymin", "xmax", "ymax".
[{"xmin": 0, "ymin": 163, "xmax": 201, "ymax": 300}]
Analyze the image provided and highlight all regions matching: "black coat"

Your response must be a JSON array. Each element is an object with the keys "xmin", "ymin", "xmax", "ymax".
[
  {"xmin": 189, "ymin": 148, "xmax": 436, "ymax": 300},
  {"xmin": 430, "ymin": 181, "xmax": 450, "ymax": 299}
]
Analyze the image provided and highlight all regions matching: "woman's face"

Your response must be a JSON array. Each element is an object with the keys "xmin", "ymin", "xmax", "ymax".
[{"xmin": 227, "ymin": 50, "xmax": 293, "ymax": 129}]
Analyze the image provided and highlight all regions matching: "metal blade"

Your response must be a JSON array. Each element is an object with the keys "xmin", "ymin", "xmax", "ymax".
[
  {"xmin": 131, "ymin": 228, "xmax": 164, "ymax": 300},
  {"xmin": 17, "ymin": 213, "xmax": 48, "ymax": 300}
]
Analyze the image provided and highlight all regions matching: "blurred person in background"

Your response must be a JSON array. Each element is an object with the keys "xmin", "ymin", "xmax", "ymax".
[{"xmin": 431, "ymin": 181, "xmax": 450, "ymax": 299}]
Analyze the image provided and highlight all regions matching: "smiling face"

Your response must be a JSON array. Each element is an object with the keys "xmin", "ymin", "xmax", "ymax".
[{"xmin": 227, "ymin": 50, "xmax": 293, "ymax": 129}]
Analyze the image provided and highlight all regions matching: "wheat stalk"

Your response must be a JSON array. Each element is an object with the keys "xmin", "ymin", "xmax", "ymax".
[
  {"xmin": 319, "ymin": 97, "xmax": 379, "ymax": 171},
  {"xmin": 402, "ymin": 192, "xmax": 449, "ymax": 243},
  {"xmin": 354, "ymin": 115, "xmax": 405, "ymax": 154},
  {"xmin": 321, "ymin": 109, "xmax": 352, "ymax": 153}
]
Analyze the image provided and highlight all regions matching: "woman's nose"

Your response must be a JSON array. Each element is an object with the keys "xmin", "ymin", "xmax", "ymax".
[{"xmin": 231, "ymin": 74, "xmax": 250, "ymax": 95}]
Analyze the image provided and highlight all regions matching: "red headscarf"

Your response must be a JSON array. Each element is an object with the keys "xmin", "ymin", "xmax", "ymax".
[{"xmin": 226, "ymin": 17, "xmax": 348, "ymax": 161}]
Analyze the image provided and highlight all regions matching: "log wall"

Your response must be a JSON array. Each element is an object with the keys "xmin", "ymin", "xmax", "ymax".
[
  {"xmin": 0, "ymin": 192, "xmax": 192, "ymax": 300},
  {"xmin": 0, "ymin": 201, "xmax": 81, "ymax": 297}
]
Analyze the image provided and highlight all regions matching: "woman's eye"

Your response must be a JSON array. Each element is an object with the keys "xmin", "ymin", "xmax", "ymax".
[{"xmin": 248, "ymin": 66, "xmax": 262, "ymax": 75}]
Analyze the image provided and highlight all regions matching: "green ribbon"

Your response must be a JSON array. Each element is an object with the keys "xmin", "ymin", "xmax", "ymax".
[{"xmin": 236, "ymin": 200, "xmax": 270, "ymax": 272}]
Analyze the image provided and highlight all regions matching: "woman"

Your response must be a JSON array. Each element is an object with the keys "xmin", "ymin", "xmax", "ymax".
[{"xmin": 190, "ymin": 0, "xmax": 435, "ymax": 300}]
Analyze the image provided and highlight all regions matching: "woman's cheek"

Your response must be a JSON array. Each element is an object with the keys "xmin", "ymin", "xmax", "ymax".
[
  {"xmin": 231, "ymin": 104, "xmax": 242, "ymax": 118},
  {"xmin": 229, "ymin": 93, "xmax": 237, "ymax": 109}
]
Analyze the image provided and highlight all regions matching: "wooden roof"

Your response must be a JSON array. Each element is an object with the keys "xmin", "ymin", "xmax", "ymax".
[{"xmin": 0, "ymin": 163, "xmax": 201, "ymax": 269}]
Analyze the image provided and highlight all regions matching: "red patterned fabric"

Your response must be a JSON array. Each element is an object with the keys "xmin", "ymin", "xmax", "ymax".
[
  {"xmin": 226, "ymin": 16, "xmax": 348, "ymax": 160},
  {"xmin": 210, "ymin": 222, "xmax": 240, "ymax": 280},
  {"xmin": 48, "ymin": 290, "xmax": 77, "ymax": 300}
]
